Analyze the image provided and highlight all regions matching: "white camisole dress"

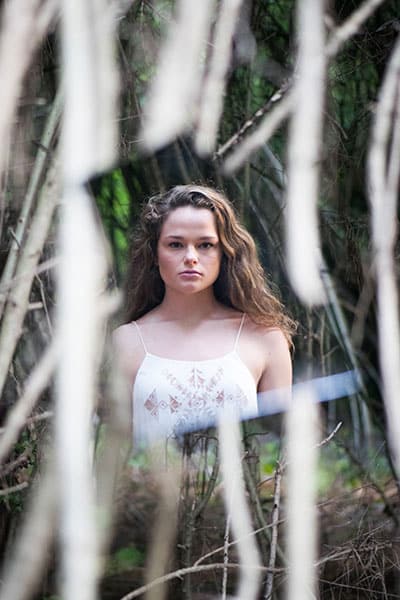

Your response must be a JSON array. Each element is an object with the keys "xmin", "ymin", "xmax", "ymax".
[{"xmin": 132, "ymin": 314, "xmax": 258, "ymax": 446}]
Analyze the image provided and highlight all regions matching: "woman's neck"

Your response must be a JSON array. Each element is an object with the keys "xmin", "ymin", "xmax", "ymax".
[{"xmin": 156, "ymin": 289, "xmax": 222, "ymax": 324}]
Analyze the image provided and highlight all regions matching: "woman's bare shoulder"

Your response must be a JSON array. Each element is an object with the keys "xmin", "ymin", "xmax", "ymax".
[
  {"xmin": 245, "ymin": 318, "xmax": 290, "ymax": 350},
  {"xmin": 112, "ymin": 322, "xmax": 142, "ymax": 354}
]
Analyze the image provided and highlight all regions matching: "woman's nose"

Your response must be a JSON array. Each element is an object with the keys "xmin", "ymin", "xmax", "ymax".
[{"xmin": 184, "ymin": 246, "xmax": 198, "ymax": 264}]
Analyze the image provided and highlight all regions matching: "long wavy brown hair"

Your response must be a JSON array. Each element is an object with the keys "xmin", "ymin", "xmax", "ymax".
[{"xmin": 123, "ymin": 185, "xmax": 296, "ymax": 342}]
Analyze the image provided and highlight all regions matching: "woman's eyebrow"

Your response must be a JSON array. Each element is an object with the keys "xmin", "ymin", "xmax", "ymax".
[{"xmin": 164, "ymin": 235, "xmax": 219, "ymax": 240}]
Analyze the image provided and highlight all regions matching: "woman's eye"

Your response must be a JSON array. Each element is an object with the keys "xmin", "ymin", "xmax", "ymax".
[
  {"xmin": 199, "ymin": 242, "xmax": 213, "ymax": 249},
  {"xmin": 169, "ymin": 242, "xmax": 182, "ymax": 248}
]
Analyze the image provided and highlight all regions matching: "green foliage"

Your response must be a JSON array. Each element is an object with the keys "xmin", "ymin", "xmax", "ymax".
[
  {"xmin": 106, "ymin": 544, "xmax": 144, "ymax": 575},
  {"xmin": 94, "ymin": 168, "xmax": 131, "ymax": 279},
  {"xmin": 260, "ymin": 439, "xmax": 281, "ymax": 476},
  {"xmin": 318, "ymin": 438, "xmax": 391, "ymax": 497}
]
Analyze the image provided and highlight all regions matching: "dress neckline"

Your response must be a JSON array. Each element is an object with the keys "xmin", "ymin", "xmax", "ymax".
[{"xmin": 143, "ymin": 349, "xmax": 237, "ymax": 364}]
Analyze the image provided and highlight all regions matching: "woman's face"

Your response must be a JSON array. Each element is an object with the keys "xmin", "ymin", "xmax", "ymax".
[{"xmin": 157, "ymin": 206, "xmax": 222, "ymax": 296}]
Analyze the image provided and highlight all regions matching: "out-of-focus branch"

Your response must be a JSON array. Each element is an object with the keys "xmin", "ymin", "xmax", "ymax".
[
  {"xmin": 0, "ymin": 158, "xmax": 60, "ymax": 399},
  {"xmin": 286, "ymin": 0, "xmax": 327, "ymax": 305},
  {"xmin": 218, "ymin": 418, "xmax": 262, "ymax": 600},
  {"xmin": 57, "ymin": 1, "xmax": 119, "ymax": 599},
  {"xmin": 0, "ymin": 482, "xmax": 29, "ymax": 496},
  {"xmin": 325, "ymin": 0, "xmax": 387, "ymax": 57},
  {"xmin": 143, "ymin": 452, "xmax": 180, "ymax": 600},
  {"xmin": 222, "ymin": 92, "xmax": 294, "ymax": 174},
  {"xmin": 141, "ymin": 0, "xmax": 214, "ymax": 151},
  {"xmin": 367, "ymin": 34, "xmax": 400, "ymax": 476},
  {"xmin": 285, "ymin": 388, "xmax": 319, "ymax": 600},
  {"xmin": 0, "ymin": 339, "xmax": 58, "ymax": 464},
  {"xmin": 0, "ymin": 88, "xmax": 62, "ymax": 318},
  {"xmin": 195, "ymin": 0, "xmax": 243, "ymax": 155}
]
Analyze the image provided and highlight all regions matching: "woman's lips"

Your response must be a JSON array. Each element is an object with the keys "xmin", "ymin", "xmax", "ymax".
[{"xmin": 179, "ymin": 270, "xmax": 202, "ymax": 277}]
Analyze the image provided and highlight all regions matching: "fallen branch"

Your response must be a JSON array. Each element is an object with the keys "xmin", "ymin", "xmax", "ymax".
[{"xmin": 119, "ymin": 562, "xmax": 281, "ymax": 600}]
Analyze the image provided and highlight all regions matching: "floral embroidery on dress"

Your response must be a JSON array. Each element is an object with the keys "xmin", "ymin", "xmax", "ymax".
[{"xmin": 142, "ymin": 365, "xmax": 248, "ymax": 436}]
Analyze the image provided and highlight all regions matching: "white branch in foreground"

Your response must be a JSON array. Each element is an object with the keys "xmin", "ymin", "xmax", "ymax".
[
  {"xmin": 219, "ymin": 417, "xmax": 262, "ymax": 600},
  {"xmin": 57, "ymin": 0, "xmax": 118, "ymax": 598},
  {"xmin": 195, "ymin": 0, "xmax": 243, "ymax": 155},
  {"xmin": 367, "ymin": 34, "xmax": 400, "ymax": 476},
  {"xmin": 286, "ymin": 386, "xmax": 319, "ymax": 600},
  {"xmin": 141, "ymin": 0, "xmax": 214, "ymax": 151},
  {"xmin": 286, "ymin": 0, "xmax": 327, "ymax": 305}
]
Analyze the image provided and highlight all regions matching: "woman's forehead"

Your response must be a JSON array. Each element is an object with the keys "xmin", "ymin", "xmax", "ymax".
[{"xmin": 160, "ymin": 206, "xmax": 218, "ymax": 235}]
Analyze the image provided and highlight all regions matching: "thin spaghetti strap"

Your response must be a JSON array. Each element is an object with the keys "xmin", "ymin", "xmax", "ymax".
[
  {"xmin": 233, "ymin": 313, "xmax": 246, "ymax": 352},
  {"xmin": 133, "ymin": 321, "xmax": 148, "ymax": 354}
]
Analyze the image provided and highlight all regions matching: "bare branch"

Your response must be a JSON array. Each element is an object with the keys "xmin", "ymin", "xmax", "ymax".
[
  {"xmin": 0, "ymin": 159, "xmax": 60, "ymax": 399},
  {"xmin": 0, "ymin": 88, "xmax": 62, "ymax": 318},
  {"xmin": 264, "ymin": 461, "xmax": 282, "ymax": 599},
  {"xmin": 0, "ymin": 339, "xmax": 58, "ymax": 464}
]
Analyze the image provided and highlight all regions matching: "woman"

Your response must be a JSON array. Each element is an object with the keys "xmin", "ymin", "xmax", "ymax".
[{"xmin": 113, "ymin": 184, "xmax": 295, "ymax": 446}]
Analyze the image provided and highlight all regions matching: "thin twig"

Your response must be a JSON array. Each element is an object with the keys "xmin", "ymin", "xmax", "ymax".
[
  {"xmin": 222, "ymin": 516, "xmax": 230, "ymax": 600},
  {"xmin": 264, "ymin": 461, "xmax": 283, "ymax": 599},
  {"xmin": 316, "ymin": 422, "xmax": 343, "ymax": 449}
]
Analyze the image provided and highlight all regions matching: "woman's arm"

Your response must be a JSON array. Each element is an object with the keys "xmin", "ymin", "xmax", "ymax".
[{"xmin": 257, "ymin": 329, "xmax": 292, "ymax": 393}]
